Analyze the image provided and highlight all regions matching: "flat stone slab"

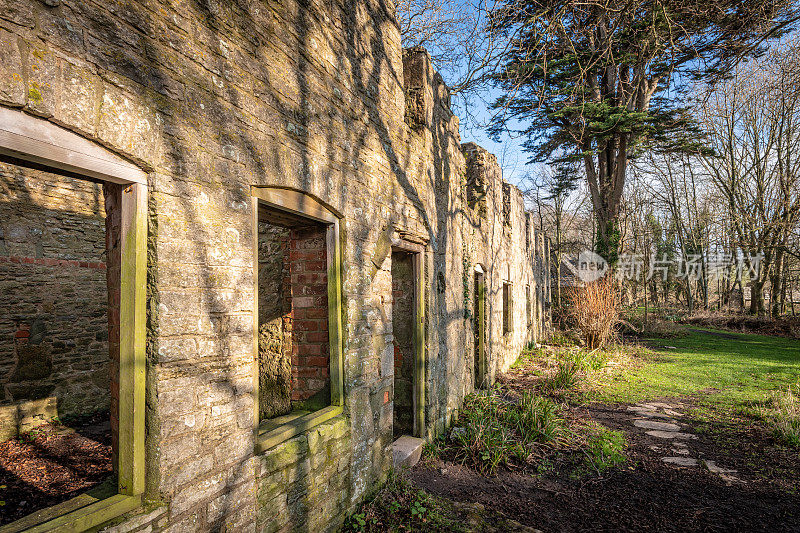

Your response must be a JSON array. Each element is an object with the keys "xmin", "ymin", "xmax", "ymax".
[
  {"xmin": 646, "ymin": 430, "xmax": 697, "ymax": 440},
  {"xmin": 634, "ymin": 419, "xmax": 681, "ymax": 431},
  {"xmin": 627, "ymin": 407, "xmax": 674, "ymax": 419},
  {"xmin": 701, "ymin": 460, "xmax": 737, "ymax": 474},
  {"xmin": 671, "ymin": 447, "xmax": 690, "ymax": 455},
  {"xmin": 662, "ymin": 456, "xmax": 698, "ymax": 466},
  {"xmin": 392, "ymin": 435, "xmax": 424, "ymax": 469}
]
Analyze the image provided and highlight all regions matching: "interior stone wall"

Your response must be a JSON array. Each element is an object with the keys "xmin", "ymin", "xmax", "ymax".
[
  {"xmin": 0, "ymin": 162, "xmax": 110, "ymax": 427},
  {"xmin": 258, "ymin": 221, "xmax": 292, "ymax": 420}
]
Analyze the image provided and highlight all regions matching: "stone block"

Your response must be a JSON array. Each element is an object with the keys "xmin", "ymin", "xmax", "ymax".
[
  {"xmin": 54, "ymin": 59, "xmax": 100, "ymax": 136},
  {"xmin": 0, "ymin": 30, "xmax": 25, "ymax": 105},
  {"xmin": 17, "ymin": 396, "xmax": 58, "ymax": 433},
  {"xmin": 0, "ymin": 404, "xmax": 18, "ymax": 442},
  {"xmin": 25, "ymin": 44, "xmax": 59, "ymax": 117},
  {"xmin": 392, "ymin": 435, "xmax": 424, "ymax": 469},
  {"xmin": 258, "ymin": 435, "xmax": 309, "ymax": 476}
]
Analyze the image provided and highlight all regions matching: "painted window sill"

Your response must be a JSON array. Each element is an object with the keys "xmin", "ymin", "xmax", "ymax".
[
  {"xmin": 255, "ymin": 405, "xmax": 343, "ymax": 454},
  {"xmin": 0, "ymin": 489, "xmax": 141, "ymax": 533}
]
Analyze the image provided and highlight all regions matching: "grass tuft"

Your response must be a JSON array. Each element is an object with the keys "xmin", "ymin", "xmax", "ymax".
[
  {"xmin": 763, "ymin": 384, "xmax": 800, "ymax": 447},
  {"xmin": 583, "ymin": 424, "xmax": 626, "ymax": 473}
]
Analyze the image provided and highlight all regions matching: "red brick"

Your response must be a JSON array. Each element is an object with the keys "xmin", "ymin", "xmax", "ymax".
[
  {"xmin": 297, "ymin": 343, "xmax": 322, "ymax": 356},
  {"xmin": 294, "ymin": 320, "xmax": 318, "ymax": 332},
  {"xmin": 306, "ymin": 356, "xmax": 328, "ymax": 368},
  {"xmin": 297, "ymin": 367, "xmax": 320, "ymax": 378},
  {"xmin": 305, "ymin": 331, "xmax": 329, "ymax": 343},
  {"xmin": 302, "ymin": 307, "xmax": 327, "ymax": 319}
]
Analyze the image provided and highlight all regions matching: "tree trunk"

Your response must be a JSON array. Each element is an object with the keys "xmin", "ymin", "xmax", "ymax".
[
  {"xmin": 584, "ymin": 136, "xmax": 628, "ymax": 266},
  {"xmin": 749, "ymin": 280, "xmax": 765, "ymax": 316},
  {"xmin": 770, "ymin": 249, "xmax": 785, "ymax": 318}
]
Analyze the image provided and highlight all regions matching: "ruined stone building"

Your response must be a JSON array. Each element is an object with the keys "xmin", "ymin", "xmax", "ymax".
[{"xmin": 0, "ymin": 0, "xmax": 550, "ymax": 531}]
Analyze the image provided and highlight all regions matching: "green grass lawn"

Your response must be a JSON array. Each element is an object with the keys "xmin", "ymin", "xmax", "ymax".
[{"xmin": 593, "ymin": 328, "xmax": 800, "ymax": 410}]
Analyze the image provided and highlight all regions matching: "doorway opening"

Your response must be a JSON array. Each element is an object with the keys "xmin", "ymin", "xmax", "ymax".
[
  {"xmin": 473, "ymin": 265, "xmax": 487, "ymax": 388},
  {"xmin": 390, "ymin": 243, "xmax": 424, "ymax": 440}
]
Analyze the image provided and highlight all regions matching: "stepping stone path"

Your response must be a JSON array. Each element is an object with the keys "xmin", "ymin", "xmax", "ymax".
[
  {"xmin": 627, "ymin": 402, "xmax": 744, "ymax": 484},
  {"xmin": 633, "ymin": 419, "xmax": 681, "ymax": 431}
]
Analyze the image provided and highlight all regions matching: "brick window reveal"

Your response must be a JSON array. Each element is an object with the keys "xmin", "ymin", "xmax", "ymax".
[
  {"xmin": 258, "ymin": 206, "xmax": 330, "ymax": 420},
  {"xmin": 391, "ymin": 250, "xmax": 415, "ymax": 438},
  {"xmin": 289, "ymin": 227, "xmax": 329, "ymax": 405},
  {"xmin": 502, "ymin": 182, "xmax": 512, "ymax": 228}
]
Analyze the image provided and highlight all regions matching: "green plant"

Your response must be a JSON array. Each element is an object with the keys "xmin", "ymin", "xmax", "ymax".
[
  {"xmin": 584, "ymin": 425, "xmax": 626, "ymax": 473},
  {"xmin": 19, "ymin": 424, "xmax": 50, "ymax": 443},
  {"xmin": 343, "ymin": 471, "xmax": 465, "ymax": 532},
  {"xmin": 544, "ymin": 357, "xmax": 580, "ymax": 391},
  {"xmin": 422, "ymin": 438, "xmax": 444, "ymax": 460},
  {"xmin": 512, "ymin": 392, "xmax": 563, "ymax": 444},
  {"xmin": 764, "ymin": 384, "xmax": 800, "ymax": 447},
  {"xmin": 445, "ymin": 388, "xmax": 567, "ymax": 474}
]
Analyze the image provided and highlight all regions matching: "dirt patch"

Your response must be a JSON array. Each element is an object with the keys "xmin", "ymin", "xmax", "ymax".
[
  {"xmin": 411, "ymin": 399, "xmax": 800, "ymax": 532},
  {"xmin": 0, "ymin": 411, "xmax": 113, "ymax": 526}
]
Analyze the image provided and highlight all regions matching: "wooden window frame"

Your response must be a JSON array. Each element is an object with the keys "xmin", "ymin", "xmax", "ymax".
[
  {"xmin": 251, "ymin": 187, "xmax": 345, "ymax": 454},
  {"xmin": 0, "ymin": 108, "xmax": 147, "ymax": 532}
]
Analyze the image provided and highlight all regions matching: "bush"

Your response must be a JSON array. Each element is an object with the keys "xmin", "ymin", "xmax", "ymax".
[
  {"xmin": 567, "ymin": 277, "xmax": 620, "ymax": 349},
  {"xmin": 764, "ymin": 384, "xmax": 800, "ymax": 447}
]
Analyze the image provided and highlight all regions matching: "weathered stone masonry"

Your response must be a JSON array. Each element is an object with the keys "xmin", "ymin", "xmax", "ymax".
[
  {"xmin": 0, "ymin": 163, "xmax": 111, "ymax": 439},
  {"xmin": 0, "ymin": 0, "xmax": 550, "ymax": 531}
]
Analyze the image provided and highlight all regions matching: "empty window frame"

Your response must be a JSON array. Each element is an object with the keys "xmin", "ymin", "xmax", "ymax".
[
  {"xmin": 252, "ymin": 187, "xmax": 343, "ymax": 453},
  {"xmin": 502, "ymin": 281, "xmax": 512, "ymax": 335},
  {"xmin": 0, "ymin": 107, "xmax": 146, "ymax": 531},
  {"xmin": 526, "ymin": 284, "xmax": 532, "ymax": 328}
]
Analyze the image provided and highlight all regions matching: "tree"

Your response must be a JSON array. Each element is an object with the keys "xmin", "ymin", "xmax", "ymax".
[
  {"xmin": 522, "ymin": 162, "xmax": 589, "ymax": 307},
  {"xmin": 395, "ymin": 0, "xmax": 507, "ymax": 115},
  {"xmin": 487, "ymin": 0, "xmax": 799, "ymax": 265},
  {"xmin": 698, "ymin": 38, "xmax": 800, "ymax": 315}
]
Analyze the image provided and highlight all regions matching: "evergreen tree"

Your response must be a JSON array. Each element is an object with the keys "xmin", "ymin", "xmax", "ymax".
[{"xmin": 487, "ymin": 0, "xmax": 799, "ymax": 264}]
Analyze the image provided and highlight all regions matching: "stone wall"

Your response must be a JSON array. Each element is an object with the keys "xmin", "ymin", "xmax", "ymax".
[
  {"xmin": 0, "ymin": 162, "xmax": 111, "ymax": 433},
  {"xmin": 0, "ymin": 1, "xmax": 550, "ymax": 531},
  {"xmin": 257, "ymin": 221, "xmax": 292, "ymax": 419}
]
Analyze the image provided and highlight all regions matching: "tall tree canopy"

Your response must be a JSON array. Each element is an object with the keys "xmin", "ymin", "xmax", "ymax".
[{"xmin": 487, "ymin": 0, "xmax": 799, "ymax": 264}]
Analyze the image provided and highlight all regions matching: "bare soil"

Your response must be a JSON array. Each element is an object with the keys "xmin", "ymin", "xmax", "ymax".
[
  {"xmin": 411, "ymin": 377, "xmax": 800, "ymax": 532},
  {"xmin": 0, "ymin": 411, "xmax": 113, "ymax": 526}
]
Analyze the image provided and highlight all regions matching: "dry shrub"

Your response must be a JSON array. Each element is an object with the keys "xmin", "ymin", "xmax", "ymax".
[{"xmin": 567, "ymin": 276, "xmax": 620, "ymax": 350}]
